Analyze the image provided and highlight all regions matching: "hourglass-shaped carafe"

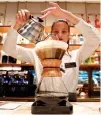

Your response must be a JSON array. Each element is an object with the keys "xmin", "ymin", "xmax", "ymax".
[{"xmin": 35, "ymin": 34, "xmax": 68, "ymax": 97}]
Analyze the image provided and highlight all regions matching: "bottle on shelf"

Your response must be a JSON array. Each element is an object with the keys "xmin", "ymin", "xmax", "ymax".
[
  {"xmin": 95, "ymin": 15, "xmax": 100, "ymax": 28},
  {"xmin": 83, "ymin": 52, "xmax": 100, "ymax": 65},
  {"xmin": 70, "ymin": 34, "xmax": 79, "ymax": 44},
  {"xmin": 89, "ymin": 53, "xmax": 95, "ymax": 64},
  {"xmin": 0, "ymin": 32, "xmax": 3, "ymax": 43},
  {"xmin": 16, "ymin": 59, "xmax": 21, "ymax": 64},
  {"xmin": 84, "ymin": 57, "xmax": 90, "ymax": 64},
  {"xmin": 94, "ymin": 52, "xmax": 99, "ymax": 64},
  {"xmin": 87, "ymin": 16, "xmax": 91, "ymax": 24},
  {"xmin": 69, "ymin": 33, "xmax": 73, "ymax": 44},
  {"xmin": 0, "ymin": 20, "xmax": 3, "ymax": 26},
  {"xmin": 79, "ymin": 34, "xmax": 84, "ymax": 45},
  {"xmin": 72, "ymin": 34, "xmax": 77, "ymax": 44}
]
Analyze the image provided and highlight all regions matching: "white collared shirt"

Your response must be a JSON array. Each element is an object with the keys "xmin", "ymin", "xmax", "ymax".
[{"xmin": 2, "ymin": 19, "xmax": 100, "ymax": 96}]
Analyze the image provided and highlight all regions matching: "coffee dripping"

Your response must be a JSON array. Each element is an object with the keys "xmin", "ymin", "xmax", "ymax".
[{"xmin": 17, "ymin": 16, "xmax": 73, "ymax": 114}]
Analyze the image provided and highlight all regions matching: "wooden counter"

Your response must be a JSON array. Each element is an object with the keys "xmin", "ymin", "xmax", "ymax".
[
  {"xmin": 0, "ymin": 96, "xmax": 100, "ymax": 102},
  {"xmin": 0, "ymin": 101, "xmax": 100, "ymax": 115}
]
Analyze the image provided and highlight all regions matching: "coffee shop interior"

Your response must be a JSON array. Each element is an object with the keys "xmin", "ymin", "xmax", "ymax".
[{"xmin": 0, "ymin": 0, "xmax": 100, "ymax": 114}]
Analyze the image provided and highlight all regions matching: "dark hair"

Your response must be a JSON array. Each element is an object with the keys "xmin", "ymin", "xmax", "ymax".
[
  {"xmin": 51, "ymin": 19, "xmax": 71, "ymax": 57},
  {"xmin": 51, "ymin": 19, "xmax": 70, "ymax": 33}
]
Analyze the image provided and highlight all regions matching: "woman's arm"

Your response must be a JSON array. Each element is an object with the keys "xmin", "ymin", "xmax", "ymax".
[
  {"xmin": 75, "ymin": 19, "xmax": 100, "ymax": 63},
  {"xmin": 41, "ymin": 2, "xmax": 100, "ymax": 63},
  {"xmin": 3, "ymin": 9, "xmax": 35, "ymax": 64},
  {"xmin": 3, "ymin": 27, "xmax": 35, "ymax": 64},
  {"xmin": 41, "ymin": 2, "xmax": 80, "ymax": 25}
]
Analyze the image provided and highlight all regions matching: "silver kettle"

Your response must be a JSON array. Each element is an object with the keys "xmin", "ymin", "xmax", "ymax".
[{"xmin": 17, "ymin": 15, "xmax": 46, "ymax": 43}]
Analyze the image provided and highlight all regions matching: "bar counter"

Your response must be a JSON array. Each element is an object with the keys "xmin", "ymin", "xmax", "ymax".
[{"xmin": 0, "ymin": 101, "xmax": 100, "ymax": 115}]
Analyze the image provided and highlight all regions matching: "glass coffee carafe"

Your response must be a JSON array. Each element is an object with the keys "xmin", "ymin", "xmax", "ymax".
[
  {"xmin": 17, "ymin": 16, "xmax": 73, "ymax": 114},
  {"xmin": 35, "ymin": 34, "xmax": 68, "ymax": 97}
]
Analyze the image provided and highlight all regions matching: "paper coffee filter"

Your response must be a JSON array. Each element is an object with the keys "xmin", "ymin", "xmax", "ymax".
[
  {"xmin": 35, "ymin": 40, "xmax": 68, "ymax": 50},
  {"xmin": 35, "ymin": 40, "xmax": 68, "ymax": 60}
]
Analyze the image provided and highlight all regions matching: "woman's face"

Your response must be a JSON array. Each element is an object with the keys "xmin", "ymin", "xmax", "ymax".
[{"xmin": 51, "ymin": 22, "xmax": 70, "ymax": 43}]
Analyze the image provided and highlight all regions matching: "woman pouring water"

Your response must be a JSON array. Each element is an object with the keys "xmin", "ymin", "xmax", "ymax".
[{"xmin": 3, "ymin": 2, "xmax": 100, "ymax": 100}]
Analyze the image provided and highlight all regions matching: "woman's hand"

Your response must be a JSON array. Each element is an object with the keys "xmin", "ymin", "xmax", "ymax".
[
  {"xmin": 40, "ymin": 2, "xmax": 80, "ymax": 25},
  {"xmin": 13, "ymin": 9, "xmax": 30, "ymax": 30},
  {"xmin": 41, "ymin": 2, "xmax": 67, "ymax": 19}
]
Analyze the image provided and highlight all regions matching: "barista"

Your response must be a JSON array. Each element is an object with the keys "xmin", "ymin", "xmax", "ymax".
[{"xmin": 3, "ymin": 2, "xmax": 100, "ymax": 100}]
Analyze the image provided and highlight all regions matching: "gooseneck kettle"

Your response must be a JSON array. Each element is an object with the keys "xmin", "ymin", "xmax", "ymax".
[{"xmin": 17, "ymin": 15, "xmax": 47, "ymax": 43}]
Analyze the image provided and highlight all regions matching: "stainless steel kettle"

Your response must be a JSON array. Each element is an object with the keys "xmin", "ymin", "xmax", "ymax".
[{"xmin": 17, "ymin": 15, "xmax": 45, "ymax": 43}]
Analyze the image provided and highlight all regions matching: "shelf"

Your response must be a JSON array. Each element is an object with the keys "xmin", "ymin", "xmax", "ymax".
[
  {"xmin": 79, "ymin": 64, "xmax": 100, "ymax": 70},
  {"xmin": 0, "ymin": 26, "xmax": 11, "ymax": 33},
  {"xmin": 0, "ymin": 25, "xmax": 100, "ymax": 34},
  {"xmin": 0, "ymin": 63, "xmax": 100, "ymax": 70},
  {"xmin": 0, "ymin": 26, "xmax": 100, "ymax": 52},
  {"xmin": 0, "ymin": 43, "xmax": 35, "ymax": 49},
  {"xmin": 0, "ymin": 63, "xmax": 33, "ymax": 67},
  {"xmin": 0, "ymin": 26, "xmax": 80, "ymax": 34},
  {"xmin": 0, "ymin": 96, "xmax": 100, "ymax": 102},
  {"xmin": 44, "ymin": 26, "xmax": 100, "ymax": 34},
  {"xmin": 69, "ymin": 44, "xmax": 100, "ymax": 52},
  {"xmin": 0, "ymin": 63, "xmax": 100, "ymax": 98},
  {"xmin": 18, "ymin": 44, "xmax": 35, "ymax": 48},
  {"xmin": 0, "ymin": 44, "xmax": 100, "ymax": 52}
]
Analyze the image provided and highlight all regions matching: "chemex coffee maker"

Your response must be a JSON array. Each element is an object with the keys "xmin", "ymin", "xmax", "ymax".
[{"xmin": 17, "ymin": 16, "xmax": 73, "ymax": 114}]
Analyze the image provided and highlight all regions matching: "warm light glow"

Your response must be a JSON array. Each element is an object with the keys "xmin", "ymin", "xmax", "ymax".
[{"xmin": 0, "ymin": 0, "xmax": 100, "ymax": 3}]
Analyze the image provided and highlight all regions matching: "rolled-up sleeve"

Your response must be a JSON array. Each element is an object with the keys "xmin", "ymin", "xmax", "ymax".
[{"xmin": 3, "ymin": 27, "xmax": 35, "ymax": 64}]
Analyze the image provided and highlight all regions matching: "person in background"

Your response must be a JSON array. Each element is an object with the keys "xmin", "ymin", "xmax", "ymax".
[{"xmin": 3, "ymin": 2, "xmax": 100, "ymax": 101}]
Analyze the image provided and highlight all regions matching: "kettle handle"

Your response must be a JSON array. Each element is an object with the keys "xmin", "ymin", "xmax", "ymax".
[
  {"xmin": 29, "ymin": 15, "xmax": 34, "ymax": 19},
  {"xmin": 29, "ymin": 15, "xmax": 43, "ymax": 22}
]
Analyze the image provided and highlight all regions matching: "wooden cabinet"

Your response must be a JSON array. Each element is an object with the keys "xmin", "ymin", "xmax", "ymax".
[
  {"xmin": 0, "ymin": 63, "xmax": 100, "ymax": 98},
  {"xmin": 79, "ymin": 64, "xmax": 100, "ymax": 97}
]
